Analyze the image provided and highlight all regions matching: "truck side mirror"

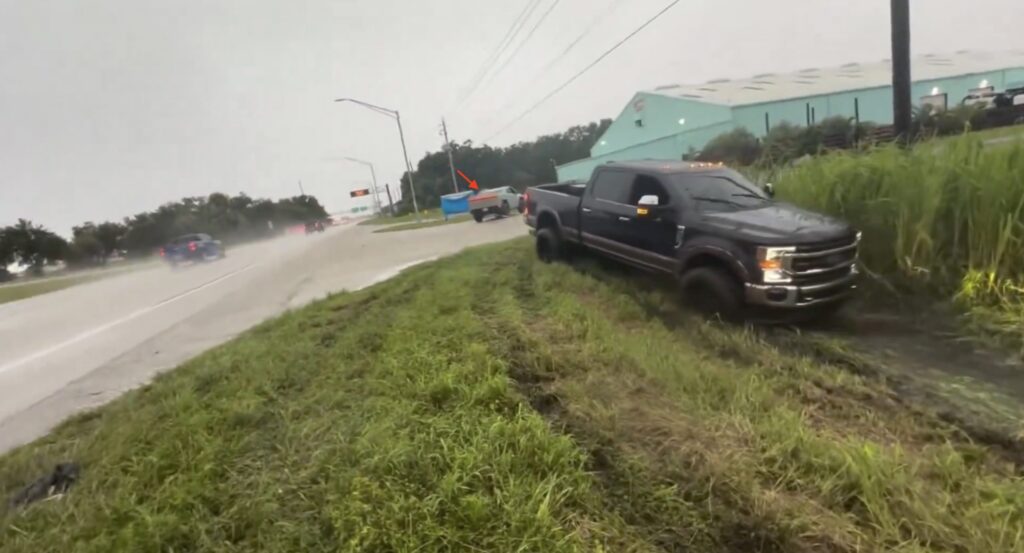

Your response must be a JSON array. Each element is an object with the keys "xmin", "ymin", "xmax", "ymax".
[
  {"xmin": 764, "ymin": 183, "xmax": 775, "ymax": 198},
  {"xmin": 637, "ymin": 195, "xmax": 659, "ymax": 216}
]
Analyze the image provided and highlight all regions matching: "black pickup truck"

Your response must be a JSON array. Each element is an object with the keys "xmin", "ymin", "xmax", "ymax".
[{"xmin": 523, "ymin": 161, "xmax": 860, "ymax": 318}]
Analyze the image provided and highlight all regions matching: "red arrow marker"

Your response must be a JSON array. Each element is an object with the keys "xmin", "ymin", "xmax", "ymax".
[{"xmin": 456, "ymin": 169, "xmax": 479, "ymax": 191}]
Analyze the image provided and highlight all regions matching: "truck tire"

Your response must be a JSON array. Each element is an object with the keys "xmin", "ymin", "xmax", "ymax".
[
  {"xmin": 679, "ymin": 266, "xmax": 742, "ymax": 320},
  {"xmin": 535, "ymin": 228, "xmax": 564, "ymax": 263},
  {"xmin": 500, "ymin": 200, "xmax": 510, "ymax": 216},
  {"xmin": 472, "ymin": 210, "xmax": 484, "ymax": 223}
]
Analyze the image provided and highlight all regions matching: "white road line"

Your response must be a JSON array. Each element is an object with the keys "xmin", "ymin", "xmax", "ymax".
[{"xmin": 0, "ymin": 263, "xmax": 260, "ymax": 376}]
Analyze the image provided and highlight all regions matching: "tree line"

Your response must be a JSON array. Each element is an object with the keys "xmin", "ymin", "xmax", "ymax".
[
  {"xmin": 393, "ymin": 119, "xmax": 612, "ymax": 213},
  {"xmin": 1, "ymin": 193, "xmax": 327, "ymax": 281}
]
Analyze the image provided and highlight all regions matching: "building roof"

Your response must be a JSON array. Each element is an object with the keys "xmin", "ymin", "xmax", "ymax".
[
  {"xmin": 604, "ymin": 160, "xmax": 728, "ymax": 174},
  {"xmin": 648, "ymin": 50, "xmax": 1024, "ymax": 107}
]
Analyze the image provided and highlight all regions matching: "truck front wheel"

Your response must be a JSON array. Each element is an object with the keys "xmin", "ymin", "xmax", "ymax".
[
  {"xmin": 679, "ymin": 266, "xmax": 742, "ymax": 320},
  {"xmin": 535, "ymin": 228, "xmax": 563, "ymax": 263}
]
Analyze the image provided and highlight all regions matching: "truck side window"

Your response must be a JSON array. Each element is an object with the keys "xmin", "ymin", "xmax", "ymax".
[
  {"xmin": 591, "ymin": 171, "xmax": 632, "ymax": 205},
  {"xmin": 628, "ymin": 175, "xmax": 669, "ymax": 206}
]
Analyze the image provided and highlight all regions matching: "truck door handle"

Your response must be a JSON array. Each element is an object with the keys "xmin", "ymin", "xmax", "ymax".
[
  {"xmin": 581, "ymin": 207, "xmax": 592, "ymax": 213},
  {"xmin": 617, "ymin": 216, "xmax": 631, "ymax": 222}
]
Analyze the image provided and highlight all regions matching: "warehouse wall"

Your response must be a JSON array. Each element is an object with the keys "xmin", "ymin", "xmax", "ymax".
[
  {"xmin": 732, "ymin": 87, "xmax": 891, "ymax": 136},
  {"xmin": 556, "ymin": 121, "xmax": 735, "ymax": 182},
  {"xmin": 559, "ymin": 65, "xmax": 1024, "ymax": 183},
  {"xmin": 589, "ymin": 93, "xmax": 731, "ymax": 159},
  {"xmin": 733, "ymin": 68, "xmax": 1022, "ymax": 136}
]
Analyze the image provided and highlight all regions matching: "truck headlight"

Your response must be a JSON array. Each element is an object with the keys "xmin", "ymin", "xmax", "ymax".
[{"xmin": 757, "ymin": 246, "xmax": 795, "ymax": 283}]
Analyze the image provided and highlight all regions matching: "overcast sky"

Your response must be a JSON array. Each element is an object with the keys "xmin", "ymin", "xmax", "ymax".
[{"xmin": 2, "ymin": 0, "xmax": 1023, "ymax": 234}]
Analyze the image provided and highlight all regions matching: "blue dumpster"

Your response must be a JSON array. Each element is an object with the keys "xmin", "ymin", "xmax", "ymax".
[{"xmin": 440, "ymin": 191, "xmax": 472, "ymax": 220}]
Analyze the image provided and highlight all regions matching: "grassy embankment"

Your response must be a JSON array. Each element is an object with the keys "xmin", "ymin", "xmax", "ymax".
[
  {"xmin": 0, "ymin": 274, "xmax": 101, "ymax": 306},
  {"xmin": 2, "ymin": 240, "xmax": 1022, "ymax": 552},
  {"xmin": 373, "ymin": 214, "xmax": 473, "ymax": 233},
  {"xmin": 357, "ymin": 208, "xmax": 444, "ymax": 226},
  {"xmin": 775, "ymin": 134, "xmax": 1024, "ymax": 348}
]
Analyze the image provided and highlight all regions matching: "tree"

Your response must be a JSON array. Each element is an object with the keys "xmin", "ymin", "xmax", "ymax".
[
  {"xmin": 696, "ymin": 128, "xmax": 762, "ymax": 165},
  {"xmin": 818, "ymin": 116, "xmax": 855, "ymax": 149},
  {"xmin": 397, "ymin": 119, "xmax": 613, "ymax": 212},
  {"xmin": 760, "ymin": 122, "xmax": 804, "ymax": 165},
  {"xmin": 0, "ymin": 228, "xmax": 15, "ymax": 281},
  {"xmin": 72, "ymin": 221, "xmax": 127, "ymax": 262},
  {"xmin": 3, "ymin": 219, "xmax": 68, "ymax": 274}
]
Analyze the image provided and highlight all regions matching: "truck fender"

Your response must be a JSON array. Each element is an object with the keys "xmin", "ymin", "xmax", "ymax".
[
  {"xmin": 678, "ymin": 241, "xmax": 752, "ymax": 283},
  {"xmin": 534, "ymin": 208, "xmax": 563, "ymax": 234}
]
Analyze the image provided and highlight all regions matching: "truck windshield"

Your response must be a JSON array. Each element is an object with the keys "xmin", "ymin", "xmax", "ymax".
[{"xmin": 671, "ymin": 170, "xmax": 770, "ymax": 211}]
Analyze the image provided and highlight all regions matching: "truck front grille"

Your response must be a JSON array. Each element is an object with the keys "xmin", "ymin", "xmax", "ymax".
[{"xmin": 786, "ymin": 236, "xmax": 858, "ymax": 286}]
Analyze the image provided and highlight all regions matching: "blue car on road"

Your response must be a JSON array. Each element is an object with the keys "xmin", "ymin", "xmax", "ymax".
[{"xmin": 160, "ymin": 233, "xmax": 225, "ymax": 266}]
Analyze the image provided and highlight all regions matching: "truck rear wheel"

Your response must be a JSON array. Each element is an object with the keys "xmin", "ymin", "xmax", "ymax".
[
  {"xmin": 679, "ymin": 266, "xmax": 742, "ymax": 320},
  {"xmin": 472, "ymin": 210, "xmax": 484, "ymax": 223},
  {"xmin": 535, "ymin": 228, "xmax": 563, "ymax": 263}
]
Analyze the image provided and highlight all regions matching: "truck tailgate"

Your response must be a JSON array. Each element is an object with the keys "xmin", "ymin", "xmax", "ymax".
[{"xmin": 469, "ymin": 192, "xmax": 500, "ymax": 210}]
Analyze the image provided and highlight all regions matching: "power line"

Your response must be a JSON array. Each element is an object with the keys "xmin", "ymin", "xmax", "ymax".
[
  {"xmin": 454, "ymin": 0, "xmax": 544, "ymax": 108},
  {"xmin": 479, "ymin": 0, "xmax": 565, "ymax": 92},
  {"xmin": 483, "ymin": 0, "xmax": 682, "ymax": 142},
  {"xmin": 483, "ymin": 0, "xmax": 623, "ymax": 127},
  {"xmin": 536, "ymin": 0, "xmax": 623, "ymax": 80}
]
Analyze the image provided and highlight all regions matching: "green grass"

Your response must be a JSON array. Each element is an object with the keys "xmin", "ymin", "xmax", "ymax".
[
  {"xmin": 357, "ymin": 209, "xmax": 443, "ymax": 226},
  {"xmin": 2, "ymin": 239, "xmax": 1022, "ymax": 552},
  {"xmin": 774, "ymin": 135, "xmax": 1024, "ymax": 349},
  {"xmin": 372, "ymin": 214, "xmax": 472, "ymax": 233},
  {"xmin": 0, "ymin": 274, "xmax": 100, "ymax": 305}
]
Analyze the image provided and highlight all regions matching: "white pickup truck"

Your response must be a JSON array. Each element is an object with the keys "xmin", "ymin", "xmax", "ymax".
[{"xmin": 468, "ymin": 186, "xmax": 520, "ymax": 223}]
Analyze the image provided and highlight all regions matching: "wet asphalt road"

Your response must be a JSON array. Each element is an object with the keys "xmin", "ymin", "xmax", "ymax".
[{"xmin": 0, "ymin": 216, "xmax": 526, "ymax": 453}]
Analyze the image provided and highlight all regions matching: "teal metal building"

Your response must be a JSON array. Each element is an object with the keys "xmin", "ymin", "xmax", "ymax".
[{"xmin": 557, "ymin": 51, "xmax": 1024, "ymax": 181}]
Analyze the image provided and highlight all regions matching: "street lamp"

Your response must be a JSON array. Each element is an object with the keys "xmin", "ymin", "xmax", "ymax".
[
  {"xmin": 340, "ymin": 156, "xmax": 384, "ymax": 215},
  {"xmin": 334, "ymin": 98, "xmax": 421, "ymax": 222}
]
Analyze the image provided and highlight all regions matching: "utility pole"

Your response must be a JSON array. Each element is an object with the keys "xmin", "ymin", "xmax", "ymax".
[
  {"xmin": 298, "ymin": 180, "xmax": 306, "ymax": 196},
  {"xmin": 394, "ymin": 112, "xmax": 421, "ymax": 220},
  {"xmin": 441, "ymin": 118, "xmax": 460, "ymax": 194},
  {"xmin": 891, "ymin": 0, "xmax": 912, "ymax": 143},
  {"xmin": 384, "ymin": 184, "xmax": 395, "ymax": 216}
]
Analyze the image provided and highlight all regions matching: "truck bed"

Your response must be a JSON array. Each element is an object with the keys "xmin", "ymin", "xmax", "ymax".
[{"xmin": 533, "ymin": 182, "xmax": 586, "ymax": 197}]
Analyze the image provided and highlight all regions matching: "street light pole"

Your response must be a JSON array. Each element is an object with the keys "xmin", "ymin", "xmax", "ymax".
[
  {"xmin": 341, "ymin": 156, "xmax": 383, "ymax": 215},
  {"xmin": 367, "ymin": 163, "xmax": 382, "ymax": 215},
  {"xmin": 393, "ymin": 111, "xmax": 421, "ymax": 219},
  {"xmin": 334, "ymin": 98, "xmax": 421, "ymax": 222}
]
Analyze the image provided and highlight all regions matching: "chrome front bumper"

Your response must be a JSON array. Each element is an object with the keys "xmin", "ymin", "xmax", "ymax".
[{"xmin": 745, "ymin": 266, "xmax": 858, "ymax": 308}]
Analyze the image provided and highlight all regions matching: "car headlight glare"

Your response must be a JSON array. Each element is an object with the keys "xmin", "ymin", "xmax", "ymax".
[{"xmin": 757, "ymin": 246, "xmax": 795, "ymax": 283}]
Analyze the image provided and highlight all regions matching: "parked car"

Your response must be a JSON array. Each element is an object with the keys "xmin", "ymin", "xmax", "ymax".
[
  {"xmin": 160, "ymin": 233, "xmax": 225, "ymax": 265},
  {"xmin": 523, "ymin": 161, "xmax": 859, "ymax": 319},
  {"xmin": 305, "ymin": 220, "xmax": 325, "ymax": 234},
  {"xmin": 469, "ymin": 186, "xmax": 519, "ymax": 222},
  {"xmin": 962, "ymin": 91, "xmax": 1000, "ymax": 109}
]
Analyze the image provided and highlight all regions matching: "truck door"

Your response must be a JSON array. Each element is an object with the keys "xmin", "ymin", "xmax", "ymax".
[
  {"xmin": 580, "ymin": 169, "xmax": 634, "ymax": 259},
  {"xmin": 625, "ymin": 174, "xmax": 679, "ymax": 273}
]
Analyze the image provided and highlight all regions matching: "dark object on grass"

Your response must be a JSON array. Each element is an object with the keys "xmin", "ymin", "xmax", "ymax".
[{"xmin": 8, "ymin": 463, "xmax": 81, "ymax": 508}]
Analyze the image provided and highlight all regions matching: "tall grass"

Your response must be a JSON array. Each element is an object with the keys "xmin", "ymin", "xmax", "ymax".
[{"xmin": 774, "ymin": 136, "xmax": 1024, "ymax": 341}]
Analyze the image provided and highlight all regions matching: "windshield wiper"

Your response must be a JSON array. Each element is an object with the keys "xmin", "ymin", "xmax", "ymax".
[
  {"xmin": 731, "ymin": 193, "xmax": 767, "ymax": 200},
  {"xmin": 692, "ymin": 196, "xmax": 741, "ymax": 206}
]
